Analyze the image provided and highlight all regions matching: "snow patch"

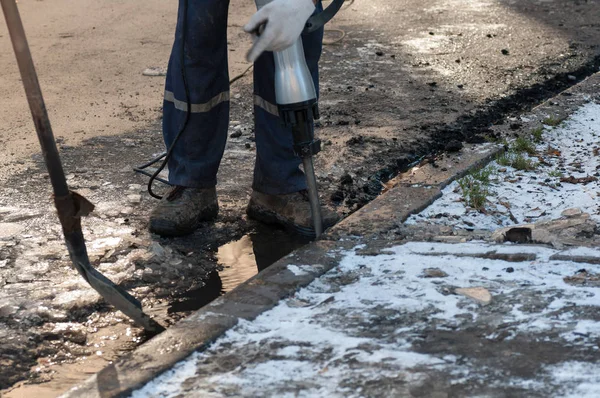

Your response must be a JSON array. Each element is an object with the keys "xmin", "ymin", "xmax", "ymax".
[{"xmin": 287, "ymin": 264, "xmax": 311, "ymax": 276}]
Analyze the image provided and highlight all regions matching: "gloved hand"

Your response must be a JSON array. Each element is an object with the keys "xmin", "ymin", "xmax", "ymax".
[{"xmin": 244, "ymin": 0, "xmax": 315, "ymax": 63}]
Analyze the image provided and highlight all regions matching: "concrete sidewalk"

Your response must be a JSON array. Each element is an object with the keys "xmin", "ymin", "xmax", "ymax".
[
  {"xmin": 132, "ymin": 92, "xmax": 600, "ymax": 396},
  {"xmin": 64, "ymin": 75, "xmax": 600, "ymax": 398},
  {"xmin": 132, "ymin": 243, "xmax": 600, "ymax": 398}
]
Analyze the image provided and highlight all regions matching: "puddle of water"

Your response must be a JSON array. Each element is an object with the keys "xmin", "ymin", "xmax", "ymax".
[
  {"xmin": 2, "ymin": 323, "xmax": 136, "ymax": 398},
  {"xmin": 218, "ymin": 234, "xmax": 260, "ymax": 292},
  {"xmin": 168, "ymin": 227, "xmax": 309, "ymax": 313}
]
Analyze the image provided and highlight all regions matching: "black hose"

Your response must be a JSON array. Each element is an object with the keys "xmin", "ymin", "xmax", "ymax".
[{"xmin": 134, "ymin": 152, "xmax": 166, "ymax": 171}]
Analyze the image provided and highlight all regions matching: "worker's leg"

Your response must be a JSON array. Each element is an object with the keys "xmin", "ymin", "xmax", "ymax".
[
  {"xmin": 150, "ymin": 0, "xmax": 229, "ymax": 237},
  {"xmin": 251, "ymin": 3, "xmax": 324, "ymax": 195},
  {"xmin": 162, "ymin": 0, "xmax": 230, "ymax": 188}
]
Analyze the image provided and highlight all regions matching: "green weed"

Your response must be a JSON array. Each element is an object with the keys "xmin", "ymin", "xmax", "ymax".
[
  {"xmin": 511, "ymin": 153, "xmax": 538, "ymax": 171},
  {"xmin": 496, "ymin": 152, "xmax": 538, "ymax": 171},
  {"xmin": 470, "ymin": 165, "xmax": 496, "ymax": 184},
  {"xmin": 496, "ymin": 153, "xmax": 512, "ymax": 167},
  {"xmin": 512, "ymin": 136, "xmax": 537, "ymax": 155},
  {"xmin": 531, "ymin": 127, "xmax": 544, "ymax": 143},
  {"xmin": 458, "ymin": 176, "xmax": 489, "ymax": 211},
  {"xmin": 457, "ymin": 166, "xmax": 496, "ymax": 211},
  {"xmin": 548, "ymin": 170, "xmax": 563, "ymax": 178},
  {"xmin": 543, "ymin": 116, "xmax": 562, "ymax": 127}
]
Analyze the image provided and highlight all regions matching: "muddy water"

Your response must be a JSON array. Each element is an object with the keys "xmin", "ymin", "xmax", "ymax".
[
  {"xmin": 168, "ymin": 229, "xmax": 309, "ymax": 313},
  {"xmin": 2, "ymin": 322, "xmax": 140, "ymax": 398},
  {"xmin": 3, "ymin": 228, "xmax": 308, "ymax": 398}
]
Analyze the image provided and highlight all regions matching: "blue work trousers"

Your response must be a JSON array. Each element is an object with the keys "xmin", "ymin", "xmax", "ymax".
[{"xmin": 162, "ymin": 0, "xmax": 324, "ymax": 195}]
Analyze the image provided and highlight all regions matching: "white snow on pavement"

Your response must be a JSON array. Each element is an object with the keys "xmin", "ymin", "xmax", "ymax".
[
  {"xmin": 286, "ymin": 264, "xmax": 311, "ymax": 276},
  {"xmin": 131, "ymin": 242, "xmax": 600, "ymax": 397},
  {"xmin": 548, "ymin": 361, "xmax": 600, "ymax": 398}
]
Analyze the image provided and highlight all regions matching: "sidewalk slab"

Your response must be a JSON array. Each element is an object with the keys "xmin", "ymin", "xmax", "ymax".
[{"xmin": 130, "ymin": 241, "xmax": 600, "ymax": 398}]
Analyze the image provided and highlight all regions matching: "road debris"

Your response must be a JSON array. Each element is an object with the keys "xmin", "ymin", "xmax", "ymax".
[
  {"xmin": 142, "ymin": 67, "xmax": 167, "ymax": 77},
  {"xmin": 455, "ymin": 286, "xmax": 492, "ymax": 305},
  {"xmin": 564, "ymin": 269, "xmax": 600, "ymax": 287},
  {"xmin": 421, "ymin": 267, "xmax": 448, "ymax": 278}
]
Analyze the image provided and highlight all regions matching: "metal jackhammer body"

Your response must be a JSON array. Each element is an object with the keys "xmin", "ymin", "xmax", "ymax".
[{"xmin": 270, "ymin": 34, "xmax": 324, "ymax": 238}]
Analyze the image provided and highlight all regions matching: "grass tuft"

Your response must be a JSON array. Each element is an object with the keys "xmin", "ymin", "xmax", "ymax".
[
  {"xmin": 458, "ymin": 176, "xmax": 489, "ymax": 211},
  {"xmin": 457, "ymin": 166, "xmax": 496, "ymax": 211},
  {"xmin": 531, "ymin": 127, "xmax": 544, "ymax": 143},
  {"xmin": 543, "ymin": 116, "xmax": 562, "ymax": 127},
  {"xmin": 496, "ymin": 153, "xmax": 512, "ymax": 167},
  {"xmin": 548, "ymin": 170, "xmax": 563, "ymax": 178},
  {"xmin": 496, "ymin": 152, "xmax": 538, "ymax": 171},
  {"xmin": 471, "ymin": 165, "xmax": 496, "ymax": 184},
  {"xmin": 511, "ymin": 153, "xmax": 538, "ymax": 171},
  {"xmin": 512, "ymin": 136, "xmax": 537, "ymax": 155}
]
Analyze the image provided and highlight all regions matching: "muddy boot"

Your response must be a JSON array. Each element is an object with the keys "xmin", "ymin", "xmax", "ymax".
[
  {"xmin": 149, "ymin": 186, "xmax": 218, "ymax": 237},
  {"xmin": 246, "ymin": 190, "xmax": 339, "ymax": 238}
]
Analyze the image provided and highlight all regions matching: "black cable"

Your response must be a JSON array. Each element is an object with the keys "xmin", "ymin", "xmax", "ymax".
[
  {"xmin": 143, "ymin": 0, "xmax": 192, "ymax": 200},
  {"xmin": 133, "ymin": 152, "xmax": 167, "ymax": 183},
  {"xmin": 133, "ymin": 168, "xmax": 171, "ymax": 185},
  {"xmin": 135, "ymin": 152, "xmax": 166, "ymax": 170}
]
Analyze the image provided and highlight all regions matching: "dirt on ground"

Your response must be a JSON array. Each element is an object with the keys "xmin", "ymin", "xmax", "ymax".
[{"xmin": 2, "ymin": 0, "xmax": 600, "ymax": 395}]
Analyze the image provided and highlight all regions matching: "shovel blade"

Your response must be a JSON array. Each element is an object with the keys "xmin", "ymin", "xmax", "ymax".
[{"xmin": 85, "ymin": 266, "xmax": 165, "ymax": 333}]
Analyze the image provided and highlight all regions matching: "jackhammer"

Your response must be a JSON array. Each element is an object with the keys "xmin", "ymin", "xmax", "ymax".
[{"xmin": 252, "ymin": 0, "xmax": 345, "ymax": 238}]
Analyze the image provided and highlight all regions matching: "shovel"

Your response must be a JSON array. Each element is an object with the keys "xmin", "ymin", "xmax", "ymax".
[{"xmin": 1, "ymin": 0, "xmax": 164, "ymax": 333}]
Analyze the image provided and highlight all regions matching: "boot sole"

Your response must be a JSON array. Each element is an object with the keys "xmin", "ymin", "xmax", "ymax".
[
  {"xmin": 149, "ymin": 205, "xmax": 219, "ymax": 237},
  {"xmin": 247, "ymin": 203, "xmax": 318, "ymax": 239}
]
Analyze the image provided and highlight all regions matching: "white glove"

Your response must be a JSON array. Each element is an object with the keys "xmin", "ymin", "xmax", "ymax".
[{"xmin": 244, "ymin": 0, "xmax": 315, "ymax": 63}]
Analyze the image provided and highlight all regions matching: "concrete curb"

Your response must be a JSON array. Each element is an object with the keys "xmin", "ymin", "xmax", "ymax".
[
  {"xmin": 327, "ymin": 142, "xmax": 504, "ymax": 239},
  {"xmin": 63, "ymin": 72, "xmax": 600, "ymax": 397}
]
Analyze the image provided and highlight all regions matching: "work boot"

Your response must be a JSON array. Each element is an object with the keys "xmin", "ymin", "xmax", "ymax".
[
  {"xmin": 149, "ymin": 186, "xmax": 218, "ymax": 237},
  {"xmin": 246, "ymin": 190, "xmax": 340, "ymax": 238}
]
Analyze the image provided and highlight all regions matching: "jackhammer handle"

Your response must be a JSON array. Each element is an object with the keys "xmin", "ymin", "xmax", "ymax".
[{"xmin": 304, "ymin": 0, "xmax": 345, "ymax": 34}]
